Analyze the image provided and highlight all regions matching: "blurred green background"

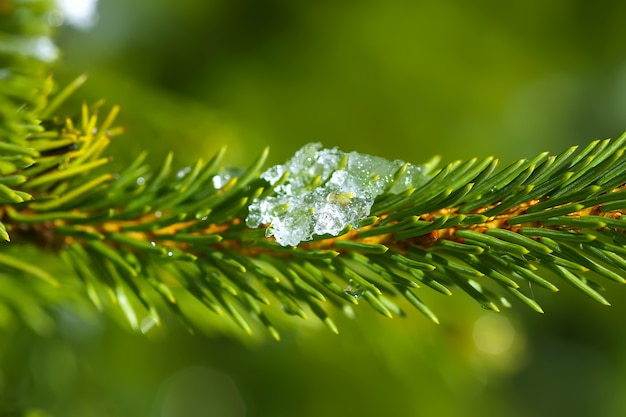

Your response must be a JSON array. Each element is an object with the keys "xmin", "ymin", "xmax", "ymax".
[{"xmin": 6, "ymin": 0, "xmax": 626, "ymax": 415}]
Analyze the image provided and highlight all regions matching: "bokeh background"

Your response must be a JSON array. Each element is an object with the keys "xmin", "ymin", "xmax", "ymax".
[{"xmin": 6, "ymin": 0, "xmax": 626, "ymax": 415}]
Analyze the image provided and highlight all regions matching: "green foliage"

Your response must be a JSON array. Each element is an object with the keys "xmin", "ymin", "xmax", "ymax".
[
  {"xmin": 2, "ymin": 1, "xmax": 626, "ymax": 343},
  {"xmin": 2, "ymin": 86, "xmax": 626, "ymax": 339}
]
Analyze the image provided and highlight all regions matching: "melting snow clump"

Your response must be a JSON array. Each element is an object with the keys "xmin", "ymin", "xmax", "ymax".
[{"xmin": 246, "ymin": 143, "xmax": 429, "ymax": 247}]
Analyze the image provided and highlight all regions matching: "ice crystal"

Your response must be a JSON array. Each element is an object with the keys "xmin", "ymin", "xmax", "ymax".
[
  {"xmin": 343, "ymin": 280, "xmax": 364, "ymax": 301},
  {"xmin": 246, "ymin": 143, "xmax": 428, "ymax": 247},
  {"xmin": 211, "ymin": 167, "xmax": 245, "ymax": 189}
]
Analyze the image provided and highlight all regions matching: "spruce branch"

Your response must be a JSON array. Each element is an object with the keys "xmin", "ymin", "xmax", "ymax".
[
  {"xmin": 2, "ymin": 1, "xmax": 626, "ymax": 340},
  {"xmin": 2, "ymin": 81, "xmax": 626, "ymax": 338}
]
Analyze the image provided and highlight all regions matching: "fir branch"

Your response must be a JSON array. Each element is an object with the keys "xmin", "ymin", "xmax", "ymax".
[
  {"xmin": 2, "ymin": 90, "xmax": 626, "ymax": 338},
  {"xmin": 2, "ymin": 0, "xmax": 626, "ymax": 340}
]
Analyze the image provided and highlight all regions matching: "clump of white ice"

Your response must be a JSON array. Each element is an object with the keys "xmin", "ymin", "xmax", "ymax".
[{"xmin": 246, "ymin": 143, "xmax": 428, "ymax": 247}]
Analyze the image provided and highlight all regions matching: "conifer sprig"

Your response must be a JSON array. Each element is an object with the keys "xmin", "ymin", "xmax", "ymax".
[
  {"xmin": 1, "ymin": 89, "xmax": 626, "ymax": 338},
  {"xmin": 2, "ymin": 1, "xmax": 626, "ymax": 339}
]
